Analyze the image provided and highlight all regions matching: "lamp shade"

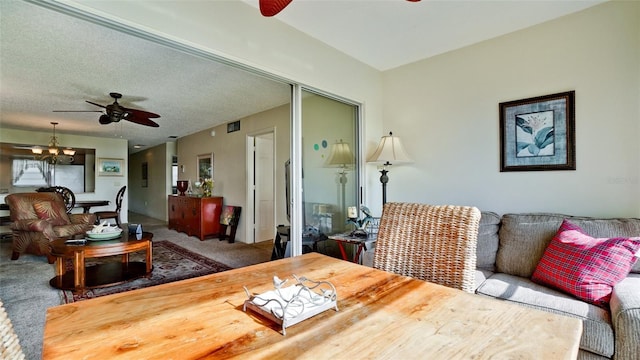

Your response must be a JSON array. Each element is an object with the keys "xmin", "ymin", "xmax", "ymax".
[
  {"xmin": 367, "ymin": 132, "xmax": 412, "ymax": 165},
  {"xmin": 326, "ymin": 140, "xmax": 355, "ymax": 167}
]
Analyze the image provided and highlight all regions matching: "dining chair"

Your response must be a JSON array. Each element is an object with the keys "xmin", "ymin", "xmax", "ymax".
[
  {"xmin": 36, "ymin": 186, "xmax": 75, "ymax": 213},
  {"xmin": 373, "ymin": 202, "xmax": 481, "ymax": 293},
  {"xmin": 94, "ymin": 185, "xmax": 126, "ymax": 227}
]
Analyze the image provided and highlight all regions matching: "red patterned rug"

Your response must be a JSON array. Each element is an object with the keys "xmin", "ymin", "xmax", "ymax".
[{"xmin": 60, "ymin": 240, "xmax": 232, "ymax": 303}]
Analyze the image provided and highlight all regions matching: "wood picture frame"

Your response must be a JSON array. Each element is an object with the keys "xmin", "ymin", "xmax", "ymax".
[
  {"xmin": 499, "ymin": 91, "xmax": 575, "ymax": 172},
  {"xmin": 197, "ymin": 153, "xmax": 213, "ymax": 180},
  {"xmin": 97, "ymin": 158, "xmax": 124, "ymax": 176}
]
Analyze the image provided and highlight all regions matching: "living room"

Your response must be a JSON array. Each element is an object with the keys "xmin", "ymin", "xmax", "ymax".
[
  {"xmin": 2, "ymin": 1, "xmax": 636, "ymax": 225},
  {"xmin": 0, "ymin": 1, "xmax": 638, "ymax": 359}
]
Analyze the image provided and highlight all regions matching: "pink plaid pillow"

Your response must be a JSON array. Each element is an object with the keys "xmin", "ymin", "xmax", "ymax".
[{"xmin": 531, "ymin": 219, "xmax": 640, "ymax": 307}]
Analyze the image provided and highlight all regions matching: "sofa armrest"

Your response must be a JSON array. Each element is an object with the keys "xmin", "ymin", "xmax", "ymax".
[
  {"xmin": 610, "ymin": 274, "xmax": 640, "ymax": 360},
  {"xmin": 10, "ymin": 219, "xmax": 51, "ymax": 232},
  {"xmin": 10, "ymin": 219, "xmax": 56, "ymax": 239},
  {"xmin": 69, "ymin": 213, "xmax": 96, "ymax": 225}
]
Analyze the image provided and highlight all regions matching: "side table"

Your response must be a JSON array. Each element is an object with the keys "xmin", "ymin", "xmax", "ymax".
[{"xmin": 328, "ymin": 232, "xmax": 377, "ymax": 263}]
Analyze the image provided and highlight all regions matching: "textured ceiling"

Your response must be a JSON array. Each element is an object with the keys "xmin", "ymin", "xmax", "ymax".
[
  {"xmin": 0, "ymin": 0, "xmax": 604, "ymax": 153},
  {"xmin": 0, "ymin": 0, "xmax": 291, "ymax": 153}
]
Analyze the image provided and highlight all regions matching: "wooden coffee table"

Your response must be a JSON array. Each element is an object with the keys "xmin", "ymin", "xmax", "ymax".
[{"xmin": 49, "ymin": 231, "xmax": 153, "ymax": 293}]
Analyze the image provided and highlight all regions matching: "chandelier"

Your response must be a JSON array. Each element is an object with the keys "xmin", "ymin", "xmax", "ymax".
[{"xmin": 32, "ymin": 122, "xmax": 75, "ymax": 164}]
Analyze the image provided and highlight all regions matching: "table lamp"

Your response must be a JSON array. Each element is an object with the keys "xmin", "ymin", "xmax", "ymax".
[{"xmin": 326, "ymin": 139, "xmax": 355, "ymax": 218}]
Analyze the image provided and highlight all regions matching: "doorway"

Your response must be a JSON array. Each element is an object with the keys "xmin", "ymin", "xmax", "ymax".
[{"xmin": 247, "ymin": 130, "xmax": 276, "ymax": 244}]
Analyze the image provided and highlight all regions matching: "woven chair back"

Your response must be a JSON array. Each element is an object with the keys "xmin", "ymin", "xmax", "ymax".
[
  {"xmin": 373, "ymin": 202, "xmax": 481, "ymax": 293},
  {"xmin": 0, "ymin": 300, "xmax": 25, "ymax": 360}
]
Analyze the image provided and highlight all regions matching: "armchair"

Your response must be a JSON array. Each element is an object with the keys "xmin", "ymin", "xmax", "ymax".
[{"xmin": 5, "ymin": 192, "xmax": 96, "ymax": 263}]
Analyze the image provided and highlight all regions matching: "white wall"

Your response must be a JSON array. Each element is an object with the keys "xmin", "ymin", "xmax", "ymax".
[
  {"xmin": 0, "ymin": 128, "xmax": 129, "ymax": 221},
  {"xmin": 381, "ymin": 1, "xmax": 639, "ymax": 217}
]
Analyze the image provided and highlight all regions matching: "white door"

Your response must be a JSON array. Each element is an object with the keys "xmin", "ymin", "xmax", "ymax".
[{"xmin": 255, "ymin": 133, "xmax": 275, "ymax": 242}]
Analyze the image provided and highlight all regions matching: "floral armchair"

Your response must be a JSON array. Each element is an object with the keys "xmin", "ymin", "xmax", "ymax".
[{"xmin": 5, "ymin": 192, "xmax": 96, "ymax": 263}]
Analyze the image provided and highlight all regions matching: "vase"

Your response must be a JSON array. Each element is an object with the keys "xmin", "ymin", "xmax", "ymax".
[{"xmin": 176, "ymin": 180, "xmax": 188, "ymax": 196}]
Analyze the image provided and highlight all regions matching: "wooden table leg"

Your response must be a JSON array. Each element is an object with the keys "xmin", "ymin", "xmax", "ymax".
[
  {"xmin": 55, "ymin": 257, "xmax": 64, "ymax": 276},
  {"xmin": 73, "ymin": 250, "xmax": 85, "ymax": 290},
  {"xmin": 145, "ymin": 241, "xmax": 153, "ymax": 274}
]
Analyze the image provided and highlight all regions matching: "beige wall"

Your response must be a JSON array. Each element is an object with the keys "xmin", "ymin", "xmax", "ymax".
[
  {"xmin": 381, "ymin": 1, "xmax": 639, "ymax": 217},
  {"xmin": 176, "ymin": 105, "xmax": 290, "ymax": 243},
  {"xmin": 0, "ymin": 128, "xmax": 129, "ymax": 220},
  {"xmin": 128, "ymin": 142, "xmax": 175, "ymax": 221}
]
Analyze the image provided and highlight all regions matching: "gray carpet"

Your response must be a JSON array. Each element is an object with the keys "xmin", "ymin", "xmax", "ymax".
[{"xmin": 0, "ymin": 213, "xmax": 273, "ymax": 360}]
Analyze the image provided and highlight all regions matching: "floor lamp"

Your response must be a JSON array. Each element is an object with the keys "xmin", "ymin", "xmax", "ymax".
[
  {"xmin": 367, "ymin": 132, "xmax": 412, "ymax": 205},
  {"xmin": 326, "ymin": 140, "xmax": 355, "ymax": 219}
]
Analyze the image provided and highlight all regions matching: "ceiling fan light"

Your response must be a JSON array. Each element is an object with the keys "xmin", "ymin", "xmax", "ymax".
[{"xmin": 99, "ymin": 114, "xmax": 111, "ymax": 124}]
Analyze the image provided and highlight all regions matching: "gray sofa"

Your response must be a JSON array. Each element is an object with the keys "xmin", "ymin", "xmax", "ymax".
[{"xmin": 363, "ymin": 212, "xmax": 640, "ymax": 360}]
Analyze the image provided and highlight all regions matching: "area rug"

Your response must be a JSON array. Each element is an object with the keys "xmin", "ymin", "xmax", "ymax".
[{"xmin": 60, "ymin": 240, "xmax": 233, "ymax": 303}]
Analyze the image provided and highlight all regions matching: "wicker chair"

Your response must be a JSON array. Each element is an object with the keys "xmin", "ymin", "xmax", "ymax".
[
  {"xmin": 372, "ymin": 202, "xmax": 481, "ymax": 293},
  {"xmin": 0, "ymin": 300, "xmax": 25, "ymax": 360}
]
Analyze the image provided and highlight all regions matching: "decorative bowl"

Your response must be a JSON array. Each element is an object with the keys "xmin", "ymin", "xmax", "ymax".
[{"xmin": 86, "ymin": 228, "xmax": 123, "ymax": 240}]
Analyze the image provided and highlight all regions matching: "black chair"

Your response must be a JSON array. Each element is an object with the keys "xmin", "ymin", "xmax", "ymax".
[
  {"xmin": 94, "ymin": 185, "xmax": 126, "ymax": 227},
  {"xmin": 36, "ymin": 186, "xmax": 75, "ymax": 213}
]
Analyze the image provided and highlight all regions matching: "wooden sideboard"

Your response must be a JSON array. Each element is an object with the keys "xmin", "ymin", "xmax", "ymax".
[{"xmin": 168, "ymin": 195, "xmax": 223, "ymax": 240}]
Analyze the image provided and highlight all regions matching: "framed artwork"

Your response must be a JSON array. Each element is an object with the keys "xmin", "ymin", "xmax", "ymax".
[
  {"xmin": 97, "ymin": 158, "xmax": 124, "ymax": 176},
  {"xmin": 141, "ymin": 162, "xmax": 148, "ymax": 187},
  {"xmin": 499, "ymin": 91, "xmax": 575, "ymax": 172},
  {"xmin": 197, "ymin": 153, "xmax": 213, "ymax": 180}
]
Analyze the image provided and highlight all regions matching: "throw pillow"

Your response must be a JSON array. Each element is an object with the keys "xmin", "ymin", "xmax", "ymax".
[
  {"xmin": 531, "ymin": 219, "xmax": 640, "ymax": 307},
  {"xmin": 33, "ymin": 200, "xmax": 71, "ymax": 226}
]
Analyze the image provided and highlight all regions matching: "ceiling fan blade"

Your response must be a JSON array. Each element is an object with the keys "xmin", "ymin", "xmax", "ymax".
[
  {"xmin": 125, "ymin": 107, "xmax": 160, "ymax": 119},
  {"xmin": 259, "ymin": 0, "xmax": 292, "ymax": 16},
  {"xmin": 125, "ymin": 114, "xmax": 159, "ymax": 127},
  {"xmin": 86, "ymin": 100, "xmax": 107, "ymax": 109}
]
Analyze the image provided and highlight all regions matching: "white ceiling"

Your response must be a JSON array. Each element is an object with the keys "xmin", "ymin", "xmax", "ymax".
[{"xmin": 0, "ymin": 0, "xmax": 604, "ymax": 153}]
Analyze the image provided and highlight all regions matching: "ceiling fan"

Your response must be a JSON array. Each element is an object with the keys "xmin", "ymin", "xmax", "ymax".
[
  {"xmin": 54, "ymin": 92, "xmax": 160, "ymax": 127},
  {"xmin": 258, "ymin": 0, "xmax": 420, "ymax": 17}
]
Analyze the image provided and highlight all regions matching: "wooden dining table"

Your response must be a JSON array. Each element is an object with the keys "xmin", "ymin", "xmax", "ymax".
[
  {"xmin": 42, "ymin": 253, "xmax": 582, "ymax": 359},
  {"xmin": 74, "ymin": 200, "xmax": 110, "ymax": 213}
]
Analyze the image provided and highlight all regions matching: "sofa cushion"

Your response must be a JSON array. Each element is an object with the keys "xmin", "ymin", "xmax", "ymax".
[
  {"xmin": 33, "ymin": 200, "xmax": 70, "ymax": 226},
  {"xmin": 476, "ymin": 212, "xmax": 500, "ymax": 271},
  {"xmin": 496, "ymin": 213, "xmax": 640, "ymax": 277},
  {"xmin": 531, "ymin": 220, "xmax": 640, "ymax": 307},
  {"xmin": 496, "ymin": 213, "xmax": 564, "ymax": 277},
  {"xmin": 476, "ymin": 273, "xmax": 614, "ymax": 358}
]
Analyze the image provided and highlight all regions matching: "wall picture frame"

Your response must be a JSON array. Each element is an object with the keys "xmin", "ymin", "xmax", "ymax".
[
  {"xmin": 97, "ymin": 158, "xmax": 124, "ymax": 176},
  {"xmin": 499, "ymin": 91, "xmax": 575, "ymax": 172},
  {"xmin": 197, "ymin": 153, "xmax": 213, "ymax": 180}
]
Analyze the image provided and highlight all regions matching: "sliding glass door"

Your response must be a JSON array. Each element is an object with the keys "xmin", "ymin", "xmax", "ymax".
[{"xmin": 288, "ymin": 87, "xmax": 360, "ymax": 256}]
